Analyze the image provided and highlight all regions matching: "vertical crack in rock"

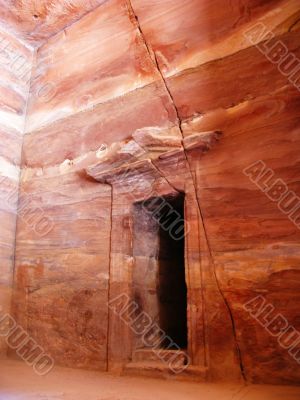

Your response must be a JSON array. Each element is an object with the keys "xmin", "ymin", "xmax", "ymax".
[
  {"xmin": 194, "ymin": 186, "xmax": 247, "ymax": 382},
  {"xmin": 149, "ymin": 157, "xmax": 182, "ymax": 194},
  {"xmin": 126, "ymin": 0, "xmax": 210, "ymax": 367},
  {"xmin": 126, "ymin": 0, "xmax": 209, "ymax": 369},
  {"xmin": 288, "ymin": 16, "xmax": 300, "ymax": 32},
  {"xmin": 106, "ymin": 182, "xmax": 113, "ymax": 371},
  {"xmin": 127, "ymin": 0, "xmax": 246, "ymax": 379}
]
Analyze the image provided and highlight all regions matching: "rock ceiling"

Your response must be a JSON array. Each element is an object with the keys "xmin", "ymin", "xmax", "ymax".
[{"xmin": 0, "ymin": 0, "xmax": 106, "ymax": 46}]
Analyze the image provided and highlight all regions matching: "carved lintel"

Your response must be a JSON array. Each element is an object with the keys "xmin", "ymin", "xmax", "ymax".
[
  {"xmin": 158, "ymin": 148, "xmax": 184, "ymax": 160},
  {"xmin": 183, "ymin": 131, "xmax": 222, "ymax": 153},
  {"xmin": 133, "ymin": 129, "xmax": 182, "ymax": 154},
  {"xmin": 86, "ymin": 131, "xmax": 223, "ymax": 185},
  {"xmin": 86, "ymin": 159, "xmax": 160, "ymax": 184}
]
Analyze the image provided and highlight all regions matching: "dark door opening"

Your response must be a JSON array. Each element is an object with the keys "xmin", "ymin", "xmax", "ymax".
[
  {"xmin": 132, "ymin": 193, "xmax": 188, "ymax": 351},
  {"xmin": 156, "ymin": 194, "xmax": 187, "ymax": 349}
]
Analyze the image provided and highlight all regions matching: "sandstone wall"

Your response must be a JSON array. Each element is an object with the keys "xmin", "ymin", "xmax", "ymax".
[
  {"xmin": 13, "ymin": 0, "xmax": 300, "ymax": 384},
  {"xmin": 131, "ymin": 0, "xmax": 300, "ymax": 384},
  {"xmin": 15, "ymin": 0, "xmax": 178, "ymax": 370},
  {"xmin": 0, "ymin": 30, "xmax": 33, "ymax": 355}
]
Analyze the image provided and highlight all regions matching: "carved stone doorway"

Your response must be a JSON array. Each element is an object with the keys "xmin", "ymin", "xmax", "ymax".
[{"xmin": 132, "ymin": 194, "xmax": 187, "ymax": 355}]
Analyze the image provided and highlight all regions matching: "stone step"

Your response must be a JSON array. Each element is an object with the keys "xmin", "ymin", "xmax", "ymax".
[
  {"xmin": 132, "ymin": 349, "xmax": 188, "ymax": 365},
  {"xmin": 123, "ymin": 361, "xmax": 208, "ymax": 382}
]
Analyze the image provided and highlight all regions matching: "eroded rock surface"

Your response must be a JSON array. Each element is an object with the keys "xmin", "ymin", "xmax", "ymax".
[{"xmin": 0, "ymin": 0, "xmax": 298, "ymax": 385}]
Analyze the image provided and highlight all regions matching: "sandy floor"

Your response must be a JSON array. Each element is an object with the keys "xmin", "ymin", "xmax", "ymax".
[{"xmin": 0, "ymin": 360, "xmax": 299, "ymax": 400}]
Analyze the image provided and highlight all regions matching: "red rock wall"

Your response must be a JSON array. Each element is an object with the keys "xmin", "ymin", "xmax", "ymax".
[
  {"xmin": 13, "ymin": 0, "xmax": 300, "ymax": 384},
  {"xmin": 0, "ymin": 30, "xmax": 33, "ymax": 355},
  {"xmin": 15, "ymin": 0, "xmax": 177, "ymax": 370},
  {"xmin": 0, "ymin": 0, "xmax": 107, "ymax": 46},
  {"xmin": 130, "ymin": 0, "xmax": 300, "ymax": 384}
]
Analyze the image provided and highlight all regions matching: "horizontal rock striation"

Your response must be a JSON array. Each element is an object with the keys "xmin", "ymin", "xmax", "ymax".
[{"xmin": 0, "ymin": 0, "xmax": 298, "ymax": 384}]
